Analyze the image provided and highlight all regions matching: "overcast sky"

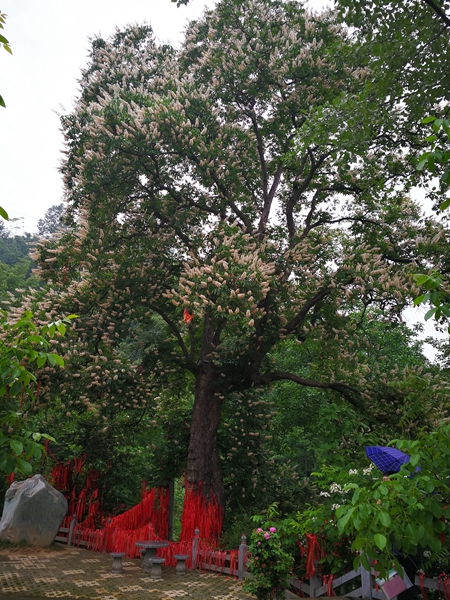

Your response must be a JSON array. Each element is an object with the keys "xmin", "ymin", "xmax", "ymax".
[{"xmin": 0, "ymin": 0, "xmax": 443, "ymax": 357}]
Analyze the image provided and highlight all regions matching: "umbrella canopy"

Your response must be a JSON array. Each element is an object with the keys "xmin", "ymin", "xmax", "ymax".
[{"xmin": 365, "ymin": 446, "xmax": 414, "ymax": 474}]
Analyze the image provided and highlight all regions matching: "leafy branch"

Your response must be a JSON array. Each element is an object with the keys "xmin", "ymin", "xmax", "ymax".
[{"xmin": 0, "ymin": 310, "xmax": 77, "ymax": 475}]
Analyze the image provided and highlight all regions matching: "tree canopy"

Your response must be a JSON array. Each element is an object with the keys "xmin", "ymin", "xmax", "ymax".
[{"xmin": 25, "ymin": 0, "xmax": 449, "ymax": 521}]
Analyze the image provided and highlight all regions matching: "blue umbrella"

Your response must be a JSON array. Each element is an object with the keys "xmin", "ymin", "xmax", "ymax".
[{"xmin": 365, "ymin": 446, "xmax": 418, "ymax": 474}]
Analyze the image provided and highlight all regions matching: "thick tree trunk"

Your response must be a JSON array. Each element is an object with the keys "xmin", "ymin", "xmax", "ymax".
[{"xmin": 186, "ymin": 363, "xmax": 224, "ymax": 508}]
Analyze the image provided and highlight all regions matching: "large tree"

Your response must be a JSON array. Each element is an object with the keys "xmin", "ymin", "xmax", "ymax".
[{"xmin": 29, "ymin": 0, "xmax": 446, "ymax": 518}]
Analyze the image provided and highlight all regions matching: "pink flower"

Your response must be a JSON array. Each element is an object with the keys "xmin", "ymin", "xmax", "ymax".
[
  {"xmin": 264, "ymin": 532, "xmax": 270, "ymax": 539},
  {"xmin": 270, "ymin": 527, "xmax": 276, "ymax": 533},
  {"xmin": 256, "ymin": 528, "xmax": 263, "ymax": 532},
  {"xmin": 257, "ymin": 542, "xmax": 261, "ymax": 545}
]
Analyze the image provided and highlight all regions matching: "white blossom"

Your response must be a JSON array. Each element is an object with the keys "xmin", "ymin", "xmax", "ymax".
[
  {"xmin": 363, "ymin": 464, "xmax": 375, "ymax": 475},
  {"xmin": 330, "ymin": 483, "xmax": 343, "ymax": 493}
]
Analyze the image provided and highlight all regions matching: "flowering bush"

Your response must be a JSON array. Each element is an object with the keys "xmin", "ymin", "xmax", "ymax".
[
  {"xmin": 244, "ymin": 523, "xmax": 294, "ymax": 600},
  {"xmin": 336, "ymin": 426, "xmax": 450, "ymax": 578},
  {"xmin": 289, "ymin": 464, "xmax": 374, "ymax": 576}
]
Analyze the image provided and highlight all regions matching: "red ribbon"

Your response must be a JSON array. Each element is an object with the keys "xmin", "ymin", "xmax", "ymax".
[
  {"xmin": 180, "ymin": 479, "xmax": 223, "ymax": 542},
  {"xmin": 323, "ymin": 574, "xmax": 336, "ymax": 596},
  {"xmin": 420, "ymin": 572, "xmax": 427, "ymax": 600},
  {"xmin": 305, "ymin": 533, "xmax": 320, "ymax": 579},
  {"xmin": 437, "ymin": 573, "xmax": 450, "ymax": 600}
]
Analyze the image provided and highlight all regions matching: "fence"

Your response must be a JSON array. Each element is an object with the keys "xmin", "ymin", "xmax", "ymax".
[
  {"xmin": 56, "ymin": 519, "xmax": 442, "ymax": 598},
  {"xmin": 56, "ymin": 519, "xmax": 245, "ymax": 576},
  {"xmin": 290, "ymin": 561, "xmax": 441, "ymax": 599}
]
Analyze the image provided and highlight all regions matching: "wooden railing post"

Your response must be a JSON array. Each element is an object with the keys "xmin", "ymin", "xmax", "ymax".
[
  {"xmin": 309, "ymin": 561, "xmax": 321, "ymax": 597},
  {"xmin": 192, "ymin": 528, "xmax": 200, "ymax": 568},
  {"xmin": 361, "ymin": 560, "xmax": 373, "ymax": 600},
  {"xmin": 68, "ymin": 515, "xmax": 76, "ymax": 547},
  {"xmin": 238, "ymin": 534, "xmax": 247, "ymax": 580}
]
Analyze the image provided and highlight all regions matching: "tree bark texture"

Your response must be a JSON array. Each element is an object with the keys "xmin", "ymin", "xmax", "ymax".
[{"xmin": 186, "ymin": 364, "xmax": 225, "ymax": 509}]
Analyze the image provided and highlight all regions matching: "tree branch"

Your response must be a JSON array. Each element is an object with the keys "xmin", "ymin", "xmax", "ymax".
[
  {"xmin": 283, "ymin": 285, "xmax": 333, "ymax": 335},
  {"xmin": 259, "ymin": 162, "xmax": 283, "ymax": 236},
  {"xmin": 258, "ymin": 370, "xmax": 360, "ymax": 406},
  {"xmin": 422, "ymin": 0, "xmax": 450, "ymax": 29},
  {"xmin": 285, "ymin": 148, "xmax": 330, "ymax": 240},
  {"xmin": 150, "ymin": 306, "xmax": 191, "ymax": 365}
]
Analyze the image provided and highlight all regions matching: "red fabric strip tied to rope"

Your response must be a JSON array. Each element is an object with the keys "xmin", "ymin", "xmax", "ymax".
[
  {"xmin": 323, "ymin": 574, "xmax": 336, "ymax": 596},
  {"xmin": 420, "ymin": 572, "xmax": 427, "ymax": 600},
  {"xmin": 438, "ymin": 573, "xmax": 450, "ymax": 600},
  {"xmin": 229, "ymin": 548, "xmax": 239, "ymax": 579},
  {"xmin": 180, "ymin": 479, "xmax": 223, "ymax": 542},
  {"xmin": 305, "ymin": 533, "xmax": 320, "ymax": 579},
  {"xmin": 444, "ymin": 574, "xmax": 450, "ymax": 600}
]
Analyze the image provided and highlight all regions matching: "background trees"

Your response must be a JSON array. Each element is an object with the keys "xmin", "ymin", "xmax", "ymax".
[
  {"xmin": 0, "ymin": 221, "xmax": 39, "ymax": 300},
  {"xmin": 37, "ymin": 203, "xmax": 66, "ymax": 238}
]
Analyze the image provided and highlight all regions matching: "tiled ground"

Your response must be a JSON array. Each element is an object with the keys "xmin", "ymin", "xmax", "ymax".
[{"xmin": 0, "ymin": 547, "xmax": 256, "ymax": 600}]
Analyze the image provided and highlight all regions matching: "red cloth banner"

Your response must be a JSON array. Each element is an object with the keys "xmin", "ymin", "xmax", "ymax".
[{"xmin": 180, "ymin": 480, "xmax": 223, "ymax": 542}]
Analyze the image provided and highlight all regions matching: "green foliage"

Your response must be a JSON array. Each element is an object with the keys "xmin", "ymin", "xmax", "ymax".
[
  {"xmin": 288, "ymin": 464, "xmax": 377, "ymax": 575},
  {"xmin": 336, "ymin": 0, "xmax": 450, "ymax": 335},
  {"xmin": 417, "ymin": 116, "xmax": 450, "ymax": 206},
  {"xmin": 335, "ymin": 0, "xmax": 450, "ymax": 120},
  {"xmin": 220, "ymin": 512, "xmax": 256, "ymax": 549},
  {"xmin": 0, "ymin": 10, "xmax": 11, "ymax": 214},
  {"xmin": 0, "ymin": 223, "xmax": 30, "ymax": 261},
  {"xmin": 219, "ymin": 386, "xmax": 306, "ymax": 521},
  {"xmin": 244, "ymin": 504, "xmax": 294, "ymax": 600},
  {"xmin": 0, "ymin": 11, "xmax": 11, "ymax": 54},
  {"xmin": 413, "ymin": 116, "xmax": 450, "ymax": 327},
  {"xmin": 413, "ymin": 271, "xmax": 450, "ymax": 324},
  {"xmin": 0, "ymin": 309, "xmax": 73, "ymax": 399},
  {"xmin": 336, "ymin": 424, "xmax": 450, "ymax": 578},
  {"xmin": 413, "ymin": 116, "xmax": 450, "ymax": 330},
  {"xmin": 0, "ymin": 257, "xmax": 40, "ymax": 301},
  {"xmin": 0, "ymin": 309, "xmax": 75, "ymax": 475},
  {"xmin": 267, "ymin": 313, "xmax": 439, "ymax": 481},
  {"xmin": 0, "ymin": 222, "xmax": 38, "ymax": 296},
  {"xmin": 0, "ymin": 411, "xmax": 54, "ymax": 476}
]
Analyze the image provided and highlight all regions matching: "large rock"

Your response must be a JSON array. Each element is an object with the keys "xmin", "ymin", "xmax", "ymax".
[{"xmin": 0, "ymin": 474, "xmax": 67, "ymax": 546}]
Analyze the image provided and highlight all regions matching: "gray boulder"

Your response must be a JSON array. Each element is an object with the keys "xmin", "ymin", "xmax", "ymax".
[{"xmin": 0, "ymin": 474, "xmax": 67, "ymax": 547}]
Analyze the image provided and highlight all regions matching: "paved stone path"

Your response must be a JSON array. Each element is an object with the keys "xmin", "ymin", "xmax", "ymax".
[{"xmin": 0, "ymin": 546, "xmax": 256, "ymax": 600}]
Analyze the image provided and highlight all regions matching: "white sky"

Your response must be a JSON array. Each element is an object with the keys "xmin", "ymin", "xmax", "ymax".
[{"xmin": 0, "ymin": 0, "xmax": 444, "ymax": 358}]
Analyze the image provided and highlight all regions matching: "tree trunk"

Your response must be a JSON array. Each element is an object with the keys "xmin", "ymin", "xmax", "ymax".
[{"xmin": 186, "ymin": 363, "xmax": 224, "ymax": 509}]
